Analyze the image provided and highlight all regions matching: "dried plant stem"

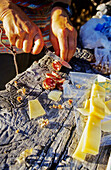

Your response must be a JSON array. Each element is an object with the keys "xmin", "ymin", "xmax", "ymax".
[{"xmin": 0, "ymin": 27, "xmax": 18, "ymax": 75}]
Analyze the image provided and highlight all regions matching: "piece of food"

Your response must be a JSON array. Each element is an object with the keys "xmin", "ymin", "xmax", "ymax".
[
  {"xmin": 90, "ymin": 96, "xmax": 105, "ymax": 119},
  {"xmin": 72, "ymin": 123, "xmax": 87, "ymax": 161},
  {"xmin": 17, "ymin": 96, "xmax": 22, "ymax": 103},
  {"xmin": 73, "ymin": 115, "xmax": 101, "ymax": 161},
  {"xmin": 45, "ymin": 73, "xmax": 57, "ymax": 79},
  {"xmin": 77, "ymin": 108, "xmax": 89, "ymax": 116},
  {"xmin": 48, "ymin": 90, "xmax": 62, "ymax": 101},
  {"xmin": 82, "ymin": 115, "xmax": 101, "ymax": 155},
  {"xmin": 90, "ymin": 84, "xmax": 106, "ymax": 119},
  {"xmin": 56, "ymin": 78, "xmax": 65, "ymax": 91},
  {"xmin": 28, "ymin": 99, "xmax": 45, "ymax": 119},
  {"xmin": 101, "ymin": 119, "xmax": 111, "ymax": 132},
  {"xmin": 38, "ymin": 118, "xmax": 49, "ymax": 128},
  {"xmin": 52, "ymin": 71, "xmax": 61, "ymax": 78},
  {"xmin": 73, "ymin": 82, "xmax": 111, "ymax": 162},
  {"xmin": 105, "ymin": 100, "xmax": 111, "ymax": 115},
  {"xmin": 68, "ymin": 99, "xmax": 73, "ymax": 105},
  {"xmin": 16, "ymin": 148, "xmax": 33, "ymax": 163},
  {"xmin": 42, "ymin": 79, "xmax": 49, "ymax": 90},
  {"xmin": 42, "ymin": 78, "xmax": 56, "ymax": 90},
  {"xmin": 52, "ymin": 60, "xmax": 62, "ymax": 71},
  {"xmin": 91, "ymin": 84, "xmax": 105, "ymax": 101},
  {"xmin": 79, "ymin": 98, "xmax": 111, "ymax": 117},
  {"xmin": 77, "ymin": 99, "xmax": 90, "ymax": 116},
  {"xmin": 83, "ymin": 99, "xmax": 90, "ymax": 109}
]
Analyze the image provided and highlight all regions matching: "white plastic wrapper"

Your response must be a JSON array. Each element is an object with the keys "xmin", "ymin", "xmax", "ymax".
[
  {"xmin": 63, "ymin": 72, "xmax": 111, "ymax": 146},
  {"xmin": 80, "ymin": 15, "xmax": 111, "ymax": 74}
]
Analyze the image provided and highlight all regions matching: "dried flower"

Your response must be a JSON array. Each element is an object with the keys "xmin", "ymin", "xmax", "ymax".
[
  {"xmin": 53, "ymin": 104, "xmax": 58, "ymax": 109},
  {"xmin": 17, "ymin": 87, "xmax": 26, "ymax": 95},
  {"xmin": 76, "ymin": 84, "xmax": 81, "ymax": 89},
  {"xmin": 15, "ymin": 129, "xmax": 19, "ymax": 133},
  {"xmin": 58, "ymin": 104, "xmax": 64, "ymax": 109},
  {"xmin": 84, "ymin": 117, "xmax": 88, "ymax": 123},
  {"xmin": 38, "ymin": 118, "xmax": 49, "ymax": 128},
  {"xmin": 68, "ymin": 99, "xmax": 73, "ymax": 105},
  {"xmin": 17, "ymin": 96, "xmax": 22, "ymax": 103},
  {"xmin": 14, "ymin": 81, "xmax": 18, "ymax": 88}
]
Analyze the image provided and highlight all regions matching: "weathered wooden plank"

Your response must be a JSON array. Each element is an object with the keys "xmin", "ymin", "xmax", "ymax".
[{"xmin": 0, "ymin": 44, "xmax": 110, "ymax": 170}]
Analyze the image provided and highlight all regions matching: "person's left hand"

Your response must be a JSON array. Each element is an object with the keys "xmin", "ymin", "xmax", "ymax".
[{"xmin": 50, "ymin": 7, "xmax": 77, "ymax": 62}]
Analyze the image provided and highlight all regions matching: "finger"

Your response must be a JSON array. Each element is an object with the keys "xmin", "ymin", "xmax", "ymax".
[
  {"xmin": 58, "ymin": 29, "xmax": 68, "ymax": 61},
  {"xmin": 15, "ymin": 37, "xmax": 24, "ymax": 49},
  {"xmin": 6, "ymin": 30, "xmax": 17, "ymax": 45},
  {"xmin": 8, "ymin": 35, "xmax": 17, "ymax": 46},
  {"xmin": 31, "ymin": 34, "xmax": 44, "ymax": 54},
  {"xmin": 15, "ymin": 30, "xmax": 25, "ymax": 49},
  {"xmin": 50, "ymin": 33, "xmax": 60, "ymax": 56},
  {"xmin": 67, "ymin": 33, "xmax": 77, "ymax": 62},
  {"xmin": 23, "ymin": 34, "xmax": 33, "ymax": 53}
]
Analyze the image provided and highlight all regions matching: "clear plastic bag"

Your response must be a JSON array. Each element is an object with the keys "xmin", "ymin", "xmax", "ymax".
[
  {"xmin": 80, "ymin": 15, "xmax": 111, "ymax": 74},
  {"xmin": 63, "ymin": 72, "xmax": 111, "ymax": 146}
]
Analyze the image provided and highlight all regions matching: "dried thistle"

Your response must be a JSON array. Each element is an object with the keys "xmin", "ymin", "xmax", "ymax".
[{"xmin": 0, "ymin": 27, "xmax": 18, "ymax": 75}]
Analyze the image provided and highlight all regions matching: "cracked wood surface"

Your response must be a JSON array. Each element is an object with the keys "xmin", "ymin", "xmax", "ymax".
[{"xmin": 0, "ymin": 49, "xmax": 110, "ymax": 170}]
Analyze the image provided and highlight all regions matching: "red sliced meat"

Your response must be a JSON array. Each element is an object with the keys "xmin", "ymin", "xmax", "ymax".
[
  {"xmin": 52, "ymin": 60, "xmax": 62, "ymax": 71},
  {"xmin": 45, "ymin": 73, "xmax": 57, "ymax": 79},
  {"xmin": 42, "ymin": 78, "xmax": 56, "ymax": 90},
  {"xmin": 52, "ymin": 71, "xmax": 61, "ymax": 78}
]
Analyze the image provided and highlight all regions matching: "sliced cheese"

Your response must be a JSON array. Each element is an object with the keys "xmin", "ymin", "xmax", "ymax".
[
  {"xmin": 48, "ymin": 90, "xmax": 62, "ymax": 101},
  {"xmin": 82, "ymin": 115, "xmax": 101, "ymax": 155},
  {"xmin": 84, "ymin": 99, "xmax": 90, "ymax": 109},
  {"xmin": 72, "ymin": 124, "xmax": 88, "ymax": 161},
  {"xmin": 105, "ymin": 100, "xmax": 111, "ymax": 115},
  {"xmin": 79, "ymin": 99, "xmax": 111, "ymax": 117},
  {"xmin": 28, "ymin": 99, "xmax": 45, "ymax": 119},
  {"xmin": 90, "ymin": 96, "xmax": 105, "ymax": 119},
  {"xmin": 77, "ymin": 108, "xmax": 89, "ymax": 116},
  {"xmin": 101, "ymin": 119, "xmax": 111, "ymax": 132},
  {"xmin": 91, "ymin": 84, "xmax": 105, "ymax": 101}
]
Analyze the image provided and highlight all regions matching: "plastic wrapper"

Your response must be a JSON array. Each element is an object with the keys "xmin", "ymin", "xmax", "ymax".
[
  {"xmin": 79, "ymin": 15, "xmax": 111, "ymax": 74},
  {"xmin": 63, "ymin": 72, "xmax": 111, "ymax": 146}
]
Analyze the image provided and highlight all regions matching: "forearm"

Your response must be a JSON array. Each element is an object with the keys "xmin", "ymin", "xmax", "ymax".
[{"xmin": 53, "ymin": 0, "xmax": 71, "ymax": 6}]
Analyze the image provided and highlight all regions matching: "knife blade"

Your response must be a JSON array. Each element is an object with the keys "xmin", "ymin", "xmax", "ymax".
[{"xmin": 43, "ymin": 46, "xmax": 72, "ymax": 69}]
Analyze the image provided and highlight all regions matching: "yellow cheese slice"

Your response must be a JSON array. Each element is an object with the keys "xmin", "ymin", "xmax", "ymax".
[
  {"xmin": 84, "ymin": 99, "xmax": 90, "ymax": 109},
  {"xmin": 90, "ymin": 96, "xmax": 105, "ymax": 119},
  {"xmin": 77, "ymin": 99, "xmax": 90, "ymax": 116},
  {"xmin": 72, "ymin": 124, "xmax": 88, "ymax": 161},
  {"xmin": 91, "ymin": 84, "xmax": 105, "ymax": 101},
  {"xmin": 101, "ymin": 119, "xmax": 111, "ymax": 132},
  {"xmin": 28, "ymin": 99, "xmax": 45, "ymax": 119},
  {"xmin": 79, "ymin": 99, "xmax": 111, "ymax": 117},
  {"xmin": 82, "ymin": 115, "xmax": 101, "ymax": 155},
  {"xmin": 105, "ymin": 100, "xmax": 111, "ymax": 115},
  {"xmin": 48, "ymin": 90, "xmax": 62, "ymax": 101},
  {"xmin": 77, "ymin": 108, "xmax": 89, "ymax": 116}
]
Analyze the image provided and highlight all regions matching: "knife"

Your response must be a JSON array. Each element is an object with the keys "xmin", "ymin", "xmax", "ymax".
[{"xmin": 43, "ymin": 46, "xmax": 72, "ymax": 69}]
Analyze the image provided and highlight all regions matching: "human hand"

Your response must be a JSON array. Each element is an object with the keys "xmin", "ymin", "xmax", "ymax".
[
  {"xmin": 1, "ymin": 2, "xmax": 44, "ymax": 54},
  {"xmin": 50, "ymin": 7, "xmax": 77, "ymax": 62}
]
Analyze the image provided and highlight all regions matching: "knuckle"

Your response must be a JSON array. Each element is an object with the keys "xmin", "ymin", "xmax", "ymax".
[
  {"xmin": 71, "ymin": 26, "xmax": 75, "ymax": 32},
  {"xmin": 23, "ymin": 45, "xmax": 31, "ymax": 53},
  {"xmin": 17, "ymin": 29, "xmax": 25, "ymax": 36},
  {"xmin": 58, "ymin": 28, "xmax": 67, "ymax": 37},
  {"xmin": 24, "ymin": 49, "xmax": 31, "ymax": 53}
]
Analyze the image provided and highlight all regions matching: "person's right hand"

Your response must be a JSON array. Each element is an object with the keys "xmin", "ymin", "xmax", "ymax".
[{"xmin": 1, "ymin": 2, "xmax": 44, "ymax": 54}]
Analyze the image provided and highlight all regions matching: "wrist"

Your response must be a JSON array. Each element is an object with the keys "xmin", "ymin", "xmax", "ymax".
[{"xmin": 51, "ymin": 2, "xmax": 72, "ymax": 17}]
